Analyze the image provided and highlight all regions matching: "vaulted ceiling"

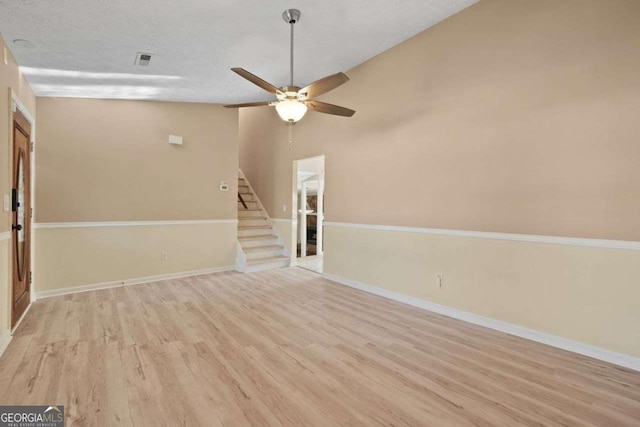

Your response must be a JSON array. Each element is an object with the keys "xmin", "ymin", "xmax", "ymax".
[{"xmin": 0, "ymin": 0, "xmax": 476, "ymax": 103}]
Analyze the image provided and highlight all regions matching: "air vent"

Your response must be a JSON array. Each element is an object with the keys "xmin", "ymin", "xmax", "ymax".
[{"xmin": 135, "ymin": 52, "xmax": 153, "ymax": 66}]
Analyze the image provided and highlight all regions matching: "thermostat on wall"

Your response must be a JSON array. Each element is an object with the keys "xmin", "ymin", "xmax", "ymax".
[
  {"xmin": 220, "ymin": 181, "xmax": 229, "ymax": 191},
  {"xmin": 169, "ymin": 134, "xmax": 183, "ymax": 145}
]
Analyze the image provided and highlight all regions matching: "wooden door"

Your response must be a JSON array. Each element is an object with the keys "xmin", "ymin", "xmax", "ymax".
[{"xmin": 11, "ymin": 110, "xmax": 31, "ymax": 328}]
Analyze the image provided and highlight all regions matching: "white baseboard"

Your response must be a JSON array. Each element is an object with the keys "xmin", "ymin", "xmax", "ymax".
[
  {"xmin": 0, "ymin": 329, "xmax": 12, "ymax": 359},
  {"xmin": 322, "ymin": 273, "xmax": 640, "ymax": 372},
  {"xmin": 35, "ymin": 265, "xmax": 235, "ymax": 300},
  {"xmin": 11, "ymin": 302, "xmax": 32, "ymax": 334}
]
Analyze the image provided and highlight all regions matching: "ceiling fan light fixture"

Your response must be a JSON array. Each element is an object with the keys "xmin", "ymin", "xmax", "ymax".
[
  {"xmin": 223, "ymin": 8, "xmax": 355, "ymax": 120},
  {"xmin": 276, "ymin": 100, "xmax": 307, "ymax": 123}
]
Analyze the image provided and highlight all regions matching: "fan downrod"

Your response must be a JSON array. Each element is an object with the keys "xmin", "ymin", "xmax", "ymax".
[{"xmin": 282, "ymin": 9, "xmax": 301, "ymax": 24}]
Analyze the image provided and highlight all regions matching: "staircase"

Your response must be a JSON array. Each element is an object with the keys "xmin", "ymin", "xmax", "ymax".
[{"xmin": 237, "ymin": 172, "xmax": 291, "ymax": 273}]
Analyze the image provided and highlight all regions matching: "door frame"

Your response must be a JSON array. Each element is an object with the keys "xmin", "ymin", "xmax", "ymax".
[
  {"xmin": 292, "ymin": 155, "xmax": 325, "ymax": 260},
  {"xmin": 8, "ymin": 89, "xmax": 36, "ymax": 332}
]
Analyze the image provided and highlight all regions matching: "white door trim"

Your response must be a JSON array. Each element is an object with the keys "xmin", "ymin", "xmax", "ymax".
[
  {"xmin": 9, "ymin": 88, "xmax": 37, "ymax": 310},
  {"xmin": 292, "ymin": 155, "xmax": 326, "ymax": 262}
]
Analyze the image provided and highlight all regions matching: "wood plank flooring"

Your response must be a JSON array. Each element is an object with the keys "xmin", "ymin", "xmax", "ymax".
[{"xmin": 0, "ymin": 268, "xmax": 639, "ymax": 426}]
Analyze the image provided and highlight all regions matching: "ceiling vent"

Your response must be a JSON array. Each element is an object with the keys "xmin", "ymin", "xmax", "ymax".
[{"xmin": 135, "ymin": 52, "xmax": 153, "ymax": 66}]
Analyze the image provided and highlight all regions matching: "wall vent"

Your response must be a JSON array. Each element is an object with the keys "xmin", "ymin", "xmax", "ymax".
[{"xmin": 135, "ymin": 52, "xmax": 153, "ymax": 66}]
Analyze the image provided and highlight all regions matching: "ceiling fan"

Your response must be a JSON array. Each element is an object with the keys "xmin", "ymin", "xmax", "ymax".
[{"xmin": 224, "ymin": 9, "xmax": 355, "ymax": 123}]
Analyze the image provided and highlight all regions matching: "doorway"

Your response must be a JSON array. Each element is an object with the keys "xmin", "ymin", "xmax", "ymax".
[
  {"xmin": 293, "ymin": 155, "xmax": 325, "ymax": 274},
  {"xmin": 11, "ymin": 109, "xmax": 32, "ymax": 328}
]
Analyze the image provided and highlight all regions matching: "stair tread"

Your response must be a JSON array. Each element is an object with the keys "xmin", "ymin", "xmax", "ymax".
[
  {"xmin": 244, "ymin": 245, "xmax": 283, "ymax": 252},
  {"xmin": 238, "ymin": 225, "xmax": 271, "ymax": 230},
  {"xmin": 247, "ymin": 255, "xmax": 290, "ymax": 265},
  {"xmin": 238, "ymin": 235, "xmax": 277, "ymax": 241}
]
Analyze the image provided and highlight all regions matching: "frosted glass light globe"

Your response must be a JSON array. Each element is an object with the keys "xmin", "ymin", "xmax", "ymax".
[{"xmin": 276, "ymin": 100, "xmax": 308, "ymax": 123}]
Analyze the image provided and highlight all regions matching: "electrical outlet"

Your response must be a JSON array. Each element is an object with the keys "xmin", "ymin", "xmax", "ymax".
[
  {"xmin": 160, "ymin": 252, "xmax": 168, "ymax": 262},
  {"xmin": 436, "ymin": 273, "xmax": 444, "ymax": 288},
  {"xmin": 3, "ymin": 195, "xmax": 9, "ymax": 212},
  {"xmin": 282, "ymin": 204, "xmax": 287, "ymax": 212}
]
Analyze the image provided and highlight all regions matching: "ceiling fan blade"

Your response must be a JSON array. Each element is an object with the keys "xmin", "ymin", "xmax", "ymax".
[
  {"xmin": 231, "ymin": 68, "xmax": 282, "ymax": 95},
  {"xmin": 299, "ymin": 72, "xmax": 349, "ymax": 98},
  {"xmin": 223, "ymin": 101, "xmax": 272, "ymax": 109},
  {"xmin": 306, "ymin": 100, "xmax": 355, "ymax": 117}
]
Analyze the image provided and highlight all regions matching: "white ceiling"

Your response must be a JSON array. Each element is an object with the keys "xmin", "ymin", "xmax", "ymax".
[
  {"xmin": 0, "ymin": 0, "xmax": 476, "ymax": 103},
  {"xmin": 297, "ymin": 156, "xmax": 324, "ymax": 175}
]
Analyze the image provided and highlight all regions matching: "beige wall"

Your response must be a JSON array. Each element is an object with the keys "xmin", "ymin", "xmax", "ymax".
[
  {"xmin": 1, "ymin": 36, "xmax": 36, "ymax": 231},
  {"xmin": 0, "ymin": 36, "xmax": 36, "ymax": 332},
  {"xmin": 239, "ymin": 0, "xmax": 640, "ymax": 358},
  {"xmin": 35, "ymin": 98, "xmax": 239, "ymax": 292},
  {"xmin": 325, "ymin": 225, "xmax": 640, "ymax": 357},
  {"xmin": 35, "ymin": 223, "xmax": 236, "ymax": 293},
  {"xmin": 37, "ymin": 98, "xmax": 238, "ymax": 222},
  {"xmin": 271, "ymin": 219, "xmax": 296, "ymax": 259},
  {"xmin": 240, "ymin": 0, "xmax": 640, "ymax": 242},
  {"xmin": 0, "ymin": 239, "xmax": 9, "ymax": 331}
]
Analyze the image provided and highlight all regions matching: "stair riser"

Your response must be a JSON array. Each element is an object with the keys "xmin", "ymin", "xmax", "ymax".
[
  {"xmin": 238, "ymin": 228, "xmax": 273, "ymax": 238},
  {"xmin": 246, "ymin": 248, "xmax": 284, "ymax": 260},
  {"xmin": 238, "ymin": 210, "xmax": 264, "ymax": 218},
  {"xmin": 239, "ymin": 218, "xmax": 269, "ymax": 227},
  {"xmin": 238, "ymin": 193, "xmax": 255, "ymax": 202},
  {"xmin": 245, "ymin": 259, "xmax": 290, "ymax": 273},
  {"xmin": 238, "ymin": 185, "xmax": 250, "ymax": 192},
  {"xmin": 240, "ymin": 238, "xmax": 279, "ymax": 248},
  {"xmin": 238, "ymin": 201, "xmax": 259, "ymax": 210}
]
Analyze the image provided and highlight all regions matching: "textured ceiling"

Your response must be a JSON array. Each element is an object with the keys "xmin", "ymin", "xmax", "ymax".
[{"xmin": 0, "ymin": 0, "xmax": 476, "ymax": 103}]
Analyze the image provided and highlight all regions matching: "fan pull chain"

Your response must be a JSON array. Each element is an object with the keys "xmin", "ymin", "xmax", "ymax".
[{"xmin": 288, "ymin": 122, "xmax": 293, "ymax": 151}]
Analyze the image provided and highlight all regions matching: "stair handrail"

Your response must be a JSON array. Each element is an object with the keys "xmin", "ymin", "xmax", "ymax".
[{"xmin": 238, "ymin": 193, "xmax": 248, "ymax": 210}]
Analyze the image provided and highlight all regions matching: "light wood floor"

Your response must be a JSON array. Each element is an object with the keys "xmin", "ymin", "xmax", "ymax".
[
  {"xmin": 1, "ymin": 268, "xmax": 639, "ymax": 426},
  {"xmin": 297, "ymin": 255, "xmax": 323, "ymax": 274}
]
